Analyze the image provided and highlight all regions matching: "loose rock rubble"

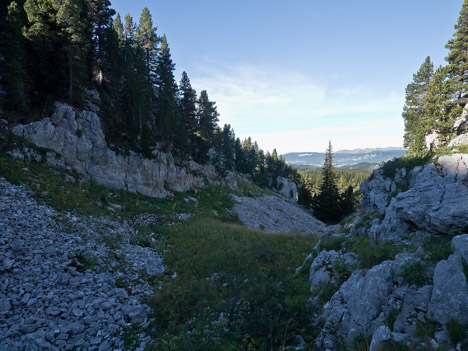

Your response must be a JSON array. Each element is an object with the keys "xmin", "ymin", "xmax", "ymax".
[
  {"xmin": 231, "ymin": 194, "xmax": 328, "ymax": 236},
  {"xmin": 0, "ymin": 177, "xmax": 164, "ymax": 350}
]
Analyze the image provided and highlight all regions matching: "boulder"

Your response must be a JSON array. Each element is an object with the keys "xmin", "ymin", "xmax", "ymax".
[
  {"xmin": 448, "ymin": 133, "xmax": 468, "ymax": 147},
  {"xmin": 309, "ymin": 249, "xmax": 357, "ymax": 293},
  {"xmin": 428, "ymin": 234, "xmax": 468, "ymax": 325},
  {"xmin": 316, "ymin": 254, "xmax": 419, "ymax": 347}
]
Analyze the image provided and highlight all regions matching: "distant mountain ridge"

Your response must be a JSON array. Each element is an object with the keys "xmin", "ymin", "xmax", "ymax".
[{"xmin": 283, "ymin": 147, "xmax": 406, "ymax": 168}]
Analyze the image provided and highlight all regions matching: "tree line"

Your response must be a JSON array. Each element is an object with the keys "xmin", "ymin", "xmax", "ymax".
[
  {"xmin": 0, "ymin": 0, "xmax": 298, "ymax": 185},
  {"xmin": 403, "ymin": 0, "xmax": 468, "ymax": 156}
]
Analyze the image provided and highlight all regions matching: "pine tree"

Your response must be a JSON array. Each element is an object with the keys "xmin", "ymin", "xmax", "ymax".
[
  {"xmin": 154, "ymin": 35, "xmax": 179, "ymax": 148},
  {"xmin": 402, "ymin": 56, "xmax": 434, "ymax": 156},
  {"xmin": 424, "ymin": 66, "xmax": 454, "ymax": 146},
  {"xmin": 221, "ymin": 124, "xmax": 235, "ymax": 169},
  {"xmin": 446, "ymin": 0, "xmax": 468, "ymax": 111},
  {"xmin": 55, "ymin": 0, "xmax": 91, "ymax": 102},
  {"xmin": 124, "ymin": 13, "xmax": 136, "ymax": 42},
  {"xmin": 88, "ymin": 0, "xmax": 115, "ymax": 83},
  {"xmin": 113, "ymin": 13, "xmax": 124, "ymax": 43},
  {"xmin": 312, "ymin": 141, "xmax": 341, "ymax": 222},
  {"xmin": 136, "ymin": 7, "xmax": 159, "ymax": 69},
  {"xmin": 194, "ymin": 90, "xmax": 219, "ymax": 162},
  {"xmin": 1, "ymin": 1, "xmax": 28, "ymax": 111},
  {"xmin": 178, "ymin": 71, "xmax": 198, "ymax": 155}
]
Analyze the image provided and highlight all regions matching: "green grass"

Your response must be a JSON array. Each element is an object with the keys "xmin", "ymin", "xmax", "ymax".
[
  {"xmin": 146, "ymin": 217, "xmax": 319, "ymax": 350},
  {"xmin": 318, "ymin": 235, "xmax": 351, "ymax": 252},
  {"xmin": 422, "ymin": 236, "xmax": 452, "ymax": 265},
  {"xmin": 400, "ymin": 261, "xmax": 430, "ymax": 287},
  {"xmin": 379, "ymin": 155, "xmax": 432, "ymax": 180},
  {"xmin": 350, "ymin": 237, "xmax": 401, "ymax": 269},
  {"xmin": 415, "ymin": 318, "xmax": 438, "ymax": 339},
  {"xmin": 0, "ymin": 151, "xmax": 239, "ymax": 223},
  {"xmin": 446, "ymin": 320, "xmax": 467, "ymax": 344},
  {"xmin": 435, "ymin": 144, "xmax": 468, "ymax": 157}
]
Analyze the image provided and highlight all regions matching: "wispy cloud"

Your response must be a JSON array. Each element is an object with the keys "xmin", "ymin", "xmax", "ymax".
[{"xmin": 190, "ymin": 62, "xmax": 405, "ymax": 153}]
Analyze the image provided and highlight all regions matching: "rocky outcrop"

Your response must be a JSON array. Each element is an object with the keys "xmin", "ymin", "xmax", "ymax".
[
  {"xmin": 316, "ymin": 254, "xmax": 417, "ymax": 346},
  {"xmin": 232, "ymin": 194, "xmax": 328, "ymax": 236},
  {"xmin": 274, "ymin": 176, "xmax": 297, "ymax": 201},
  {"xmin": 308, "ymin": 249, "xmax": 356, "ymax": 293},
  {"xmin": 11, "ymin": 103, "xmax": 233, "ymax": 198},
  {"xmin": 310, "ymin": 234, "xmax": 468, "ymax": 350},
  {"xmin": 0, "ymin": 177, "xmax": 164, "ymax": 350},
  {"xmin": 360, "ymin": 168, "xmax": 406, "ymax": 216},
  {"xmin": 361, "ymin": 154, "xmax": 468, "ymax": 241},
  {"xmin": 428, "ymin": 234, "xmax": 468, "ymax": 325}
]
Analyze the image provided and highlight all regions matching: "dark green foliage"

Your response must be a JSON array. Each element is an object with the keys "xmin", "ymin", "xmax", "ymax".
[
  {"xmin": 154, "ymin": 35, "xmax": 180, "ymax": 149},
  {"xmin": 350, "ymin": 237, "xmax": 400, "ymax": 269},
  {"xmin": 447, "ymin": 320, "xmax": 468, "ymax": 344},
  {"xmin": 401, "ymin": 261, "xmax": 430, "ymax": 287},
  {"xmin": 380, "ymin": 155, "xmax": 432, "ymax": 179},
  {"xmin": 446, "ymin": 0, "xmax": 468, "ymax": 111},
  {"xmin": 311, "ymin": 142, "xmax": 356, "ymax": 222},
  {"xmin": 422, "ymin": 236, "xmax": 452, "ymax": 265},
  {"xmin": 402, "ymin": 0, "xmax": 468, "ymax": 153},
  {"xmin": 317, "ymin": 235, "xmax": 351, "ymax": 252},
  {"xmin": 312, "ymin": 142, "xmax": 341, "ymax": 222},
  {"xmin": 0, "ymin": 1, "xmax": 28, "ymax": 112},
  {"xmin": 402, "ymin": 56, "xmax": 434, "ymax": 157},
  {"xmin": 415, "ymin": 318, "xmax": 438, "ymax": 338}
]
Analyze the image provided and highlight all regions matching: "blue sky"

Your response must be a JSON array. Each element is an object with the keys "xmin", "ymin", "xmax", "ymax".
[{"xmin": 111, "ymin": 0, "xmax": 463, "ymax": 153}]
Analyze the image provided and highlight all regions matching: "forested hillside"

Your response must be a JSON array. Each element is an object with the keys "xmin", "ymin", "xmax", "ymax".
[{"xmin": 0, "ymin": 0, "xmax": 298, "ymax": 187}]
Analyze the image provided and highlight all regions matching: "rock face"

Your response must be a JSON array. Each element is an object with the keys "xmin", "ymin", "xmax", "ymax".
[
  {"xmin": 308, "ymin": 249, "xmax": 356, "ymax": 293},
  {"xmin": 232, "ymin": 195, "xmax": 328, "ymax": 236},
  {"xmin": 12, "ymin": 102, "xmax": 231, "ymax": 198},
  {"xmin": 361, "ymin": 154, "xmax": 468, "ymax": 241},
  {"xmin": 274, "ymin": 176, "xmax": 298, "ymax": 201},
  {"xmin": 428, "ymin": 234, "xmax": 468, "ymax": 325},
  {"xmin": 0, "ymin": 177, "xmax": 164, "ymax": 350},
  {"xmin": 311, "ymin": 234, "xmax": 468, "ymax": 350},
  {"xmin": 317, "ymin": 254, "xmax": 416, "ymax": 343}
]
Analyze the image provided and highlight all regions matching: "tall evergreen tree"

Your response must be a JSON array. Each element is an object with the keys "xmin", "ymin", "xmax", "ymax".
[
  {"xmin": 178, "ymin": 71, "xmax": 198, "ymax": 154},
  {"xmin": 446, "ymin": 0, "xmax": 468, "ymax": 111},
  {"xmin": 194, "ymin": 90, "xmax": 219, "ymax": 162},
  {"xmin": 402, "ymin": 56, "xmax": 434, "ymax": 156},
  {"xmin": 1, "ymin": 1, "xmax": 28, "ymax": 111},
  {"xmin": 113, "ymin": 12, "xmax": 124, "ymax": 44},
  {"xmin": 154, "ymin": 34, "xmax": 179, "ymax": 148},
  {"xmin": 136, "ymin": 7, "xmax": 159, "ymax": 70},
  {"xmin": 424, "ymin": 66, "xmax": 454, "ymax": 146},
  {"xmin": 55, "ymin": 0, "xmax": 91, "ymax": 102},
  {"xmin": 312, "ymin": 141, "xmax": 341, "ymax": 222},
  {"xmin": 88, "ymin": 0, "xmax": 115, "ymax": 83}
]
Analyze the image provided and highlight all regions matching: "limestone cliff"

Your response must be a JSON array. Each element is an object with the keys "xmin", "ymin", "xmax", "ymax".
[{"xmin": 11, "ymin": 103, "xmax": 236, "ymax": 198}]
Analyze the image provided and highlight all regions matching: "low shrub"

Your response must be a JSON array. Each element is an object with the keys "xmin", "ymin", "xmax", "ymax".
[
  {"xmin": 318, "ymin": 235, "xmax": 351, "ymax": 252},
  {"xmin": 351, "ymin": 237, "xmax": 400, "ymax": 269},
  {"xmin": 447, "ymin": 320, "xmax": 467, "ymax": 344},
  {"xmin": 380, "ymin": 155, "xmax": 432, "ymax": 180},
  {"xmin": 401, "ymin": 261, "xmax": 430, "ymax": 287}
]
